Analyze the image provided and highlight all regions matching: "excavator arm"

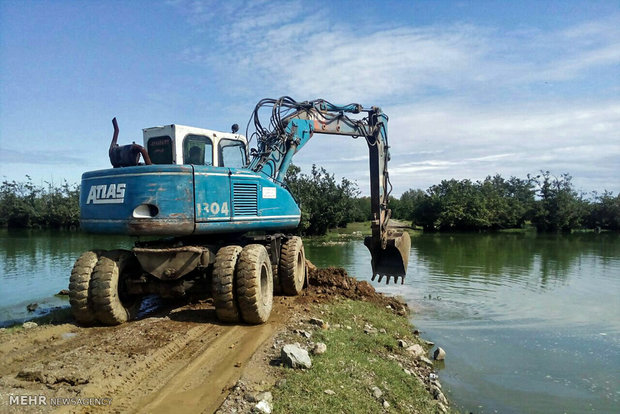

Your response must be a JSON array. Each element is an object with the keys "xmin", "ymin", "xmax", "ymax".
[{"xmin": 246, "ymin": 97, "xmax": 411, "ymax": 284}]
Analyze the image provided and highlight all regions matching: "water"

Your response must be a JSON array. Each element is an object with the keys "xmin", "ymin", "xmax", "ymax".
[
  {"xmin": 1, "ymin": 229, "xmax": 618, "ymax": 412},
  {"xmin": 304, "ymin": 232, "xmax": 620, "ymax": 414},
  {"xmin": 0, "ymin": 229, "xmax": 133, "ymax": 325}
]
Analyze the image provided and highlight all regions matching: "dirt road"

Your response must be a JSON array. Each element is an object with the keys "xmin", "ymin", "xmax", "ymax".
[
  {"xmin": 0, "ymin": 296, "xmax": 299, "ymax": 414},
  {"xmin": 0, "ymin": 265, "xmax": 407, "ymax": 414}
]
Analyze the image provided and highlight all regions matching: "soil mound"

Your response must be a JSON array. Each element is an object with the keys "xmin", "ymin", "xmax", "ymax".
[{"xmin": 304, "ymin": 262, "xmax": 408, "ymax": 316}]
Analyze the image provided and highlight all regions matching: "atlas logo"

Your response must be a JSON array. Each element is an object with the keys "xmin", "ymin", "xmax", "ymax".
[{"xmin": 86, "ymin": 183, "xmax": 126, "ymax": 204}]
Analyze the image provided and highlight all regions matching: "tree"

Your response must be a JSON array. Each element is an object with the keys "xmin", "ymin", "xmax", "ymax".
[
  {"xmin": 531, "ymin": 172, "xmax": 583, "ymax": 232},
  {"xmin": 284, "ymin": 164, "xmax": 360, "ymax": 235}
]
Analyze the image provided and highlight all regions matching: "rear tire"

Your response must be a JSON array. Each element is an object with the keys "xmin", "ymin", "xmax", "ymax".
[
  {"xmin": 69, "ymin": 251, "xmax": 100, "ymax": 325},
  {"xmin": 236, "ymin": 244, "xmax": 273, "ymax": 324},
  {"xmin": 90, "ymin": 250, "xmax": 140, "ymax": 325},
  {"xmin": 280, "ymin": 237, "xmax": 306, "ymax": 296},
  {"xmin": 212, "ymin": 245, "xmax": 242, "ymax": 323}
]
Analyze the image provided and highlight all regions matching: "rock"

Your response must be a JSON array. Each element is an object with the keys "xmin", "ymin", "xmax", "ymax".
[
  {"xmin": 345, "ymin": 325, "xmax": 352, "ymax": 330},
  {"xmin": 419, "ymin": 356, "xmax": 434, "ymax": 366},
  {"xmin": 23, "ymin": 321, "xmax": 38, "ymax": 329},
  {"xmin": 26, "ymin": 303, "xmax": 38, "ymax": 312},
  {"xmin": 294, "ymin": 329, "xmax": 312, "ymax": 338},
  {"xmin": 383, "ymin": 400, "xmax": 390, "ymax": 409},
  {"xmin": 430, "ymin": 384, "xmax": 448, "ymax": 404},
  {"xmin": 433, "ymin": 347, "xmax": 446, "ymax": 361},
  {"xmin": 379, "ymin": 328, "xmax": 387, "ymax": 334},
  {"xmin": 309, "ymin": 317, "xmax": 328, "ymax": 329},
  {"xmin": 324, "ymin": 389, "xmax": 335, "ymax": 395},
  {"xmin": 253, "ymin": 400, "xmax": 272, "ymax": 414},
  {"xmin": 312, "ymin": 342, "xmax": 327, "ymax": 355},
  {"xmin": 275, "ymin": 379, "xmax": 287, "ymax": 388},
  {"xmin": 413, "ymin": 329, "xmax": 420, "ymax": 336},
  {"xmin": 281, "ymin": 344, "xmax": 312, "ymax": 369},
  {"xmin": 364, "ymin": 324, "xmax": 378, "ymax": 334},
  {"xmin": 245, "ymin": 393, "xmax": 258, "ymax": 403},
  {"xmin": 406, "ymin": 344, "xmax": 424, "ymax": 358},
  {"xmin": 256, "ymin": 391, "xmax": 272, "ymax": 403},
  {"xmin": 397, "ymin": 339, "xmax": 407, "ymax": 348},
  {"xmin": 370, "ymin": 386, "xmax": 383, "ymax": 399},
  {"xmin": 403, "ymin": 368, "xmax": 411, "ymax": 375},
  {"xmin": 56, "ymin": 289, "xmax": 70, "ymax": 296},
  {"xmin": 437, "ymin": 402, "xmax": 448, "ymax": 413},
  {"xmin": 423, "ymin": 339, "xmax": 435, "ymax": 347}
]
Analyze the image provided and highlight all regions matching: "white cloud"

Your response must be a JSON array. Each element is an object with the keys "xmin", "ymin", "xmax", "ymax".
[{"xmin": 168, "ymin": 1, "xmax": 620, "ymax": 195}]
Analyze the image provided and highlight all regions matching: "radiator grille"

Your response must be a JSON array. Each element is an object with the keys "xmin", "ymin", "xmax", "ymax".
[{"xmin": 233, "ymin": 183, "xmax": 258, "ymax": 216}]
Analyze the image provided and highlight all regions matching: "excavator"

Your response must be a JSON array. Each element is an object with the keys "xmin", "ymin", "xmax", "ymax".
[{"xmin": 69, "ymin": 97, "xmax": 411, "ymax": 326}]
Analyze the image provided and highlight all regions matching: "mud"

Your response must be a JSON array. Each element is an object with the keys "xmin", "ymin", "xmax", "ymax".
[
  {"xmin": 0, "ymin": 263, "xmax": 409, "ymax": 413},
  {"xmin": 304, "ymin": 265, "xmax": 409, "ymax": 316}
]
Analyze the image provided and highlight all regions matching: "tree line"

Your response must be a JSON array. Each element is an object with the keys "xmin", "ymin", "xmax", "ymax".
[
  {"xmin": 389, "ymin": 172, "xmax": 619, "ymax": 232},
  {"xmin": 286, "ymin": 168, "xmax": 618, "ymax": 234},
  {"xmin": 1, "ymin": 169, "xmax": 618, "ymax": 234},
  {"xmin": 0, "ymin": 177, "xmax": 80, "ymax": 229}
]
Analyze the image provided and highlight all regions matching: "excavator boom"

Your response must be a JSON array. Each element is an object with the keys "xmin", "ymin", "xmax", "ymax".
[{"xmin": 246, "ymin": 97, "xmax": 411, "ymax": 283}]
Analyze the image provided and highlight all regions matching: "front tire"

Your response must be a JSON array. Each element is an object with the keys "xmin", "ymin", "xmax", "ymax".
[
  {"xmin": 280, "ymin": 237, "xmax": 306, "ymax": 296},
  {"xmin": 69, "ymin": 251, "xmax": 100, "ymax": 325},
  {"xmin": 90, "ymin": 250, "xmax": 140, "ymax": 325},
  {"xmin": 212, "ymin": 245, "xmax": 243, "ymax": 323},
  {"xmin": 236, "ymin": 244, "xmax": 273, "ymax": 324}
]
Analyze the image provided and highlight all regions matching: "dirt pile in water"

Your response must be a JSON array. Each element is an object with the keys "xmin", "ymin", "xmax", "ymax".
[{"xmin": 303, "ymin": 261, "xmax": 408, "ymax": 316}]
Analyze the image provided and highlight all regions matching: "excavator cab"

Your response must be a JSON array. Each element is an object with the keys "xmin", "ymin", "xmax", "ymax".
[{"xmin": 142, "ymin": 124, "xmax": 248, "ymax": 167}]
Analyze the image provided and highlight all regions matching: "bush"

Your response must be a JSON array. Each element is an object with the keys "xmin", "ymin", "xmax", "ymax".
[
  {"xmin": 0, "ymin": 177, "xmax": 80, "ymax": 229},
  {"xmin": 284, "ymin": 165, "xmax": 361, "ymax": 235}
]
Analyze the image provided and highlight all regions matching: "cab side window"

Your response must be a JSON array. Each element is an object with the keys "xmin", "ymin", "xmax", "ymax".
[
  {"xmin": 183, "ymin": 135, "xmax": 213, "ymax": 165},
  {"xmin": 219, "ymin": 138, "xmax": 247, "ymax": 168}
]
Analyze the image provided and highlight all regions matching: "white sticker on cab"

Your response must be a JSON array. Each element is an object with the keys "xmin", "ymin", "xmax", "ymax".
[{"xmin": 262, "ymin": 187, "xmax": 277, "ymax": 199}]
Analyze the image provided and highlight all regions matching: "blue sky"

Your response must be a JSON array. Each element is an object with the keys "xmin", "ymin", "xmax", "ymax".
[{"xmin": 1, "ymin": 0, "xmax": 618, "ymax": 196}]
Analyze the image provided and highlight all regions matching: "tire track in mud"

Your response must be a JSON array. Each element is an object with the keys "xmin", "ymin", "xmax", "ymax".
[
  {"xmin": 52, "ymin": 301, "xmax": 290, "ymax": 414},
  {"xmin": 55, "ymin": 322, "xmax": 215, "ymax": 414}
]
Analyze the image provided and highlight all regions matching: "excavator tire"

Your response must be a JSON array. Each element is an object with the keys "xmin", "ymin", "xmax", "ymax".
[
  {"xmin": 90, "ymin": 250, "xmax": 140, "ymax": 325},
  {"xmin": 280, "ymin": 236, "xmax": 306, "ymax": 296},
  {"xmin": 236, "ymin": 244, "xmax": 273, "ymax": 324},
  {"xmin": 68, "ymin": 250, "xmax": 100, "ymax": 325},
  {"xmin": 212, "ymin": 245, "xmax": 243, "ymax": 323}
]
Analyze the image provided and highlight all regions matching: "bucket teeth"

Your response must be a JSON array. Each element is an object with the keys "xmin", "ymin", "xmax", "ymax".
[{"xmin": 365, "ymin": 230, "xmax": 411, "ymax": 284}]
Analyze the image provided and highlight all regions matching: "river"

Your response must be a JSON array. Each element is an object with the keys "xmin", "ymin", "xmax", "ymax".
[{"xmin": 1, "ymin": 229, "xmax": 618, "ymax": 413}]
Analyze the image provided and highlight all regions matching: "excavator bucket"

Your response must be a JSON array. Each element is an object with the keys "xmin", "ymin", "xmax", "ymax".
[{"xmin": 364, "ymin": 229, "xmax": 411, "ymax": 284}]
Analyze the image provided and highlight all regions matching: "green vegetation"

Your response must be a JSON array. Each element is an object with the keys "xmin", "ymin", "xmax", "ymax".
[
  {"xmin": 0, "ymin": 177, "xmax": 79, "ymax": 229},
  {"xmin": 2, "ymin": 168, "xmax": 617, "ymax": 233},
  {"xmin": 285, "ymin": 165, "xmax": 367, "ymax": 235},
  {"xmin": 272, "ymin": 300, "xmax": 440, "ymax": 414},
  {"xmin": 391, "ymin": 172, "xmax": 619, "ymax": 232}
]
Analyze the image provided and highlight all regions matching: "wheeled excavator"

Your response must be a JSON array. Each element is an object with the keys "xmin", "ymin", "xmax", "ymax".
[{"xmin": 69, "ymin": 97, "xmax": 411, "ymax": 326}]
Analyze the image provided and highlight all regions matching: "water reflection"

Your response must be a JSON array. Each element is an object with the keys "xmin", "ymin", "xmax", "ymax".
[{"xmin": 412, "ymin": 232, "xmax": 619, "ymax": 290}]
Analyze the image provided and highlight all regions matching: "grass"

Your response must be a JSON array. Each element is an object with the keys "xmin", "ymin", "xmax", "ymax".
[{"xmin": 272, "ymin": 300, "xmax": 441, "ymax": 413}]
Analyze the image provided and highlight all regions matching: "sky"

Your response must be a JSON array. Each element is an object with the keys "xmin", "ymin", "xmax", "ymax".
[{"xmin": 1, "ymin": 0, "xmax": 619, "ymax": 196}]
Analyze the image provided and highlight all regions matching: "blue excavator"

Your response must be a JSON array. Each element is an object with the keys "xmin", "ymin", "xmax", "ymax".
[{"xmin": 69, "ymin": 97, "xmax": 411, "ymax": 325}]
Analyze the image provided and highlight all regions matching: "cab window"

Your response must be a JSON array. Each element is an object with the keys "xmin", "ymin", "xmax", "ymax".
[
  {"xmin": 219, "ymin": 138, "xmax": 247, "ymax": 168},
  {"xmin": 147, "ymin": 136, "xmax": 173, "ymax": 164},
  {"xmin": 183, "ymin": 135, "xmax": 213, "ymax": 165}
]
